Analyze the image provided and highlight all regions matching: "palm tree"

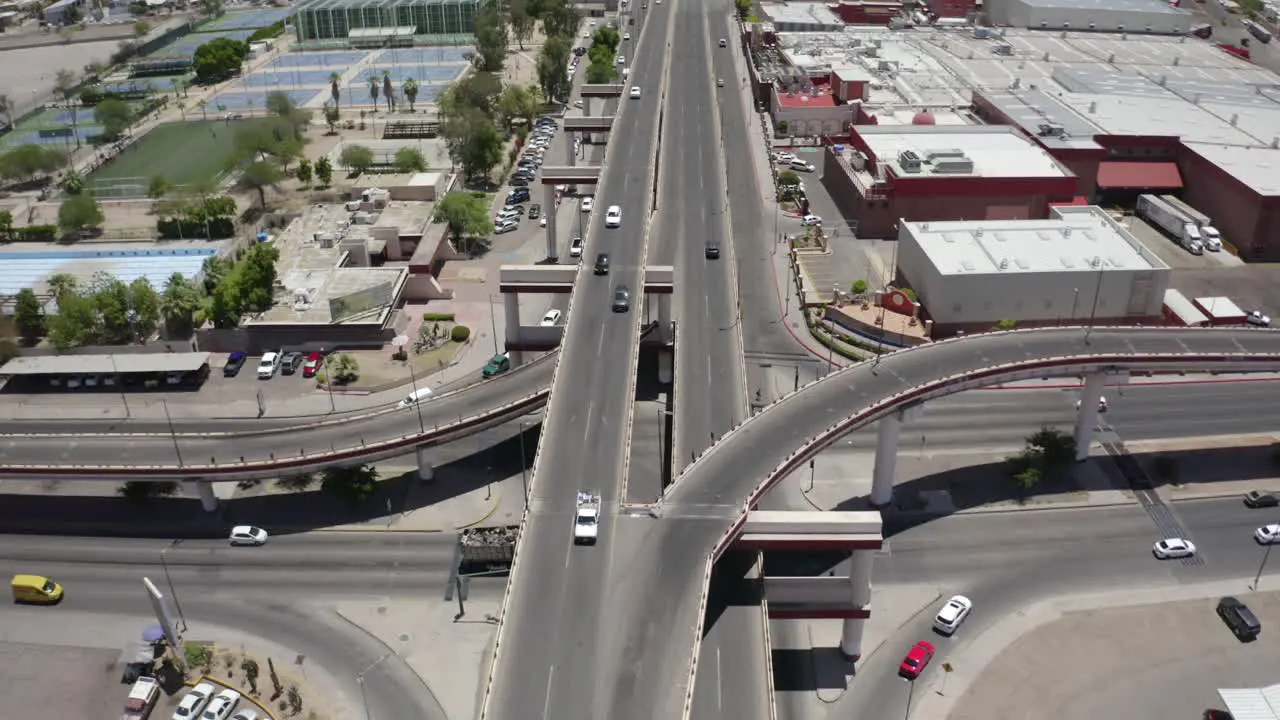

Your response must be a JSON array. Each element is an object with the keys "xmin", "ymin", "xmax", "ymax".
[
  {"xmin": 403, "ymin": 78, "xmax": 419, "ymax": 112},
  {"xmin": 368, "ymin": 76, "xmax": 380, "ymax": 112},
  {"xmin": 160, "ymin": 272, "xmax": 200, "ymax": 336},
  {"xmin": 329, "ymin": 72, "xmax": 341, "ymax": 107},
  {"xmin": 197, "ymin": 98, "xmax": 208, "ymax": 121},
  {"xmin": 382, "ymin": 71, "xmax": 393, "ymax": 113}
]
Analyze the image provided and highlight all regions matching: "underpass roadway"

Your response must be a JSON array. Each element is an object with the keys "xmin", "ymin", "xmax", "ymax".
[{"xmin": 478, "ymin": 0, "xmax": 676, "ymax": 716}]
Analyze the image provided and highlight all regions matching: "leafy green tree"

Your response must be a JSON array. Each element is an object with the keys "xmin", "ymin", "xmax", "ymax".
[
  {"xmin": 403, "ymin": 78, "xmax": 420, "ymax": 112},
  {"xmin": 204, "ymin": 281, "xmax": 241, "ymax": 329},
  {"xmin": 339, "ymin": 144, "xmax": 375, "ymax": 174},
  {"xmin": 473, "ymin": 0, "xmax": 509, "ymax": 73},
  {"xmin": 94, "ymin": 98, "xmax": 134, "ymax": 140},
  {"xmin": 321, "ymin": 464, "xmax": 378, "ymax": 505},
  {"xmin": 500, "ymin": 84, "xmax": 543, "ymax": 131},
  {"xmin": 440, "ymin": 72, "xmax": 503, "ymax": 119},
  {"xmin": 328, "ymin": 353, "xmax": 360, "ymax": 383},
  {"xmin": 192, "ymin": 37, "xmax": 249, "ymax": 84},
  {"xmin": 323, "ymin": 103, "xmax": 340, "ymax": 133},
  {"xmin": 160, "ymin": 272, "xmax": 201, "ymax": 336},
  {"xmin": 540, "ymin": 0, "xmax": 580, "ymax": 39},
  {"xmin": 147, "ymin": 175, "xmax": 171, "ymax": 200},
  {"xmin": 393, "ymin": 147, "xmax": 427, "ymax": 173},
  {"xmin": 536, "ymin": 37, "xmax": 572, "ymax": 104},
  {"xmin": 237, "ymin": 241, "xmax": 280, "ymax": 313},
  {"xmin": 993, "ymin": 319, "xmax": 1018, "ymax": 331},
  {"xmin": 47, "ymin": 289, "xmax": 98, "ymax": 350},
  {"xmin": 89, "ymin": 272, "xmax": 132, "ymax": 342},
  {"xmin": 47, "ymin": 273, "xmax": 78, "ymax": 299},
  {"xmin": 296, "ymin": 157, "xmax": 313, "ymax": 184},
  {"xmin": 315, "ymin": 156, "xmax": 333, "ymax": 187},
  {"xmin": 734, "ymin": 0, "xmax": 750, "ymax": 17},
  {"xmin": 777, "ymin": 169, "xmax": 800, "ymax": 187},
  {"xmin": 61, "ymin": 170, "xmax": 86, "ymax": 196},
  {"xmin": 509, "ymin": 0, "xmax": 535, "ymax": 48},
  {"xmin": 14, "ymin": 288, "xmax": 45, "ymax": 343},
  {"xmin": 0, "ymin": 209, "xmax": 12, "ymax": 241},
  {"xmin": 57, "ymin": 193, "xmax": 104, "ymax": 237},
  {"xmin": 434, "ymin": 191, "xmax": 494, "ymax": 240},
  {"xmin": 0, "ymin": 145, "xmax": 65, "ymax": 182},
  {"xmin": 236, "ymin": 160, "xmax": 285, "ymax": 207},
  {"xmin": 200, "ymin": 255, "xmax": 231, "ymax": 294},
  {"xmin": 128, "ymin": 277, "xmax": 161, "ymax": 339}
]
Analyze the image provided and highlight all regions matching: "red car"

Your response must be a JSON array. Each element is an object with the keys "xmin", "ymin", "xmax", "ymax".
[
  {"xmin": 302, "ymin": 352, "xmax": 324, "ymax": 377},
  {"xmin": 899, "ymin": 640, "xmax": 935, "ymax": 679}
]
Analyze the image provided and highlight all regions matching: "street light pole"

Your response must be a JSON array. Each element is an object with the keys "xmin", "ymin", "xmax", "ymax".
[
  {"xmin": 159, "ymin": 539, "xmax": 187, "ymax": 633},
  {"xmin": 109, "ymin": 353, "xmax": 130, "ymax": 418},
  {"xmin": 161, "ymin": 399, "xmax": 183, "ymax": 467},
  {"xmin": 489, "ymin": 294, "xmax": 500, "ymax": 355},
  {"xmin": 1253, "ymin": 541, "xmax": 1274, "ymax": 591},
  {"xmin": 1084, "ymin": 258, "xmax": 1104, "ymax": 345},
  {"xmin": 408, "ymin": 363, "xmax": 425, "ymax": 434}
]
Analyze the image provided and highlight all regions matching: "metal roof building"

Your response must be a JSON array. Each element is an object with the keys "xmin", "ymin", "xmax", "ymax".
[
  {"xmin": 1219, "ymin": 684, "xmax": 1280, "ymax": 720},
  {"xmin": 291, "ymin": 0, "xmax": 478, "ymax": 44},
  {"xmin": 0, "ymin": 353, "xmax": 212, "ymax": 376}
]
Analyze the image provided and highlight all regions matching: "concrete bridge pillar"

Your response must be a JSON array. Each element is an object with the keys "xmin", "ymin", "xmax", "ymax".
[
  {"xmin": 509, "ymin": 350, "xmax": 525, "ymax": 368},
  {"xmin": 870, "ymin": 410, "xmax": 904, "ymax": 507},
  {"xmin": 417, "ymin": 447, "xmax": 434, "ymax": 481},
  {"xmin": 544, "ymin": 183, "xmax": 558, "ymax": 261},
  {"xmin": 1073, "ymin": 372, "xmax": 1107, "ymax": 462},
  {"xmin": 504, "ymin": 293, "xmax": 521, "ymax": 351},
  {"xmin": 658, "ymin": 294, "xmax": 672, "ymax": 342},
  {"xmin": 566, "ymin": 132, "xmax": 576, "ymax": 167},
  {"xmin": 841, "ymin": 549, "xmax": 875, "ymax": 660},
  {"xmin": 194, "ymin": 479, "xmax": 217, "ymax": 513}
]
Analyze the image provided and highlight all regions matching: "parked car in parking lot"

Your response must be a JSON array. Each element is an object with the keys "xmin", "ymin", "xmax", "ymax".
[
  {"xmin": 256, "ymin": 352, "xmax": 281, "ymax": 379},
  {"xmin": 302, "ymin": 352, "xmax": 323, "ymax": 378},
  {"xmin": 223, "ymin": 352, "xmax": 247, "ymax": 377},
  {"xmin": 280, "ymin": 351, "xmax": 303, "ymax": 375},
  {"xmin": 200, "ymin": 688, "xmax": 241, "ymax": 720},
  {"xmin": 172, "ymin": 681, "xmax": 217, "ymax": 720},
  {"xmin": 495, "ymin": 220, "xmax": 519, "ymax": 234},
  {"xmin": 1217, "ymin": 596, "xmax": 1261, "ymax": 640}
]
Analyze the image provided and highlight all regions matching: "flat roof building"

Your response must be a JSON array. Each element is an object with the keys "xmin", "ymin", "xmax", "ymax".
[
  {"xmin": 822, "ymin": 125, "xmax": 1078, "ymax": 237},
  {"xmin": 896, "ymin": 205, "xmax": 1170, "ymax": 333},
  {"xmin": 985, "ymin": 0, "xmax": 1194, "ymax": 34},
  {"xmin": 292, "ymin": 0, "xmax": 478, "ymax": 44}
]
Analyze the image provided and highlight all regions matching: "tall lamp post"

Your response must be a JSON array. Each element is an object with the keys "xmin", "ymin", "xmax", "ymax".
[
  {"xmin": 1253, "ymin": 541, "xmax": 1274, "ymax": 591},
  {"xmin": 488, "ymin": 294, "xmax": 500, "ymax": 355},
  {"xmin": 161, "ymin": 399, "xmax": 183, "ymax": 467},
  {"xmin": 408, "ymin": 363, "xmax": 425, "ymax": 434},
  {"xmin": 159, "ymin": 539, "xmax": 188, "ymax": 633},
  {"xmin": 1084, "ymin": 257, "xmax": 1104, "ymax": 345}
]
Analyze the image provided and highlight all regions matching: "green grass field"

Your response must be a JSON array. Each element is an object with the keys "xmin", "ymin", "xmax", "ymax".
[{"xmin": 87, "ymin": 119, "xmax": 270, "ymax": 190}]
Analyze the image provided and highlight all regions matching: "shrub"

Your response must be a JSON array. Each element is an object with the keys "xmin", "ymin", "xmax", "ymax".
[
  {"xmin": 157, "ymin": 216, "xmax": 235, "ymax": 240},
  {"xmin": 4, "ymin": 225, "xmax": 58, "ymax": 242},
  {"xmin": 450, "ymin": 324, "xmax": 471, "ymax": 342},
  {"xmin": 423, "ymin": 312, "xmax": 456, "ymax": 321},
  {"xmin": 850, "ymin": 279, "xmax": 868, "ymax": 295}
]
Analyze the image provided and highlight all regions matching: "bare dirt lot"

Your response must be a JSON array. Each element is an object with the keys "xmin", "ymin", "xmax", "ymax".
[{"xmin": 0, "ymin": 641, "xmax": 118, "ymax": 720}]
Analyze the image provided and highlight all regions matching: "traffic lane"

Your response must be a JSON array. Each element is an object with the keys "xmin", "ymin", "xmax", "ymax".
[
  {"xmin": 0, "ymin": 364, "xmax": 554, "ymax": 466},
  {"xmin": 668, "ymin": 327, "xmax": 1280, "ymax": 512},
  {"xmin": 691, "ymin": 553, "xmax": 772, "ymax": 720},
  {"xmin": 710, "ymin": 10, "xmax": 802, "ymax": 359},
  {"xmin": 485, "ymin": 3, "xmax": 673, "ymax": 717}
]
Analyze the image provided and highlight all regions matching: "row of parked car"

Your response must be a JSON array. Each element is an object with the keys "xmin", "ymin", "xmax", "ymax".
[
  {"xmin": 171, "ymin": 681, "xmax": 261, "ymax": 720},
  {"xmin": 510, "ymin": 116, "xmax": 561, "ymax": 189},
  {"xmin": 223, "ymin": 351, "xmax": 323, "ymax": 380}
]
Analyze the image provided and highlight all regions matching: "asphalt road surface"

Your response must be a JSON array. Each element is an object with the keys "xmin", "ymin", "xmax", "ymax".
[
  {"xmin": 481, "ymin": 0, "xmax": 675, "ymax": 717},
  {"xmin": 0, "ymin": 532, "xmax": 502, "ymax": 720},
  {"xmin": 829, "ymin": 497, "xmax": 1280, "ymax": 720}
]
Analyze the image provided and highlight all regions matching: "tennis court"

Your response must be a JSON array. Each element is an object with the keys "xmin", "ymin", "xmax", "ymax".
[
  {"xmin": 208, "ymin": 89, "xmax": 322, "ymax": 111},
  {"xmin": 341, "ymin": 82, "xmax": 443, "ymax": 107},
  {"xmin": 197, "ymin": 8, "xmax": 291, "ymax": 32},
  {"xmin": 87, "ymin": 120, "xmax": 269, "ymax": 191},
  {"xmin": 242, "ymin": 69, "xmax": 339, "ymax": 88},
  {"xmin": 355, "ymin": 63, "xmax": 465, "ymax": 84},
  {"xmin": 270, "ymin": 51, "xmax": 370, "ymax": 69},
  {"xmin": 145, "ymin": 29, "xmax": 257, "ymax": 63},
  {"xmin": 379, "ymin": 47, "xmax": 473, "ymax": 64}
]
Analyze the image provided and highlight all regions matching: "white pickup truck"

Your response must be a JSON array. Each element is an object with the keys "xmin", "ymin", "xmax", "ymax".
[{"xmin": 574, "ymin": 491, "xmax": 601, "ymax": 545}]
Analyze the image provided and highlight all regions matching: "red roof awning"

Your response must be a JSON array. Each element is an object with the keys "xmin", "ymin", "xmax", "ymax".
[
  {"xmin": 1096, "ymin": 161, "xmax": 1183, "ymax": 190},
  {"xmin": 1050, "ymin": 195, "xmax": 1090, "ymax": 207}
]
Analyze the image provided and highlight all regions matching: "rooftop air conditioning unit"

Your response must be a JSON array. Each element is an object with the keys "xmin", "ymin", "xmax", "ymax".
[
  {"xmin": 898, "ymin": 149, "xmax": 923, "ymax": 172},
  {"xmin": 932, "ymin": 158, "xmax": 976, "ymax": 174},
  {"xmin": 992, "ymin": 42, "xmax": 1013, "ymax": 55}
]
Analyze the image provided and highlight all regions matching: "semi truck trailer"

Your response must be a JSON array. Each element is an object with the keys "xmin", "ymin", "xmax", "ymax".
[{"xmin": 1136, "ymin": 194, "xmax": 1204, "ymax": 254}]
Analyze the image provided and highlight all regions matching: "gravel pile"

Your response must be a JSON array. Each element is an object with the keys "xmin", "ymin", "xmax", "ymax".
[{"xmin": 460, "ymin": 526, "xmax": 519, "ymax": 546}]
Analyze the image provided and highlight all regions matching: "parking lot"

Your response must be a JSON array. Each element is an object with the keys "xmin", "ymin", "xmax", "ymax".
[
  {"xmin": 950, "ymin": 591, "xmax": 1280, "ymax": 720},
  {"xmin": 1120, "ymin": 214, "xmax": 1240, "ymax": 271},
  {"xmin": 0, "ymin": 641, "xmax": 119, "ymax": 720},
  {"xmin": 1170, "ymin": 264, "xmax": 1280, "ymax": 319}
]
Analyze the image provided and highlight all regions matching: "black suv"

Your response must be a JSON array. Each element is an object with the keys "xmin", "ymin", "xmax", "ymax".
[
  {"xmin": 1217, "ymin": 596, "xmax": 1261, "ymax": 640},
  {"xmin": 508, "ymin": 188, "xmax": 531, "ymax": 204},
  {"xmin": 594, "ymin": 252, "xmax": 610, "ymax": 275},
  {"xmin": 705, "ymin": 242, "xmax": 721, "ymax": 259}
]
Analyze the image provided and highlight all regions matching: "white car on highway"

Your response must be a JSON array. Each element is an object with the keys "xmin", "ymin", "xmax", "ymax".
[
  {"xmin": 540, "ymin": 309, "xmax": 562, "ymax": 326},
  {"xmin": 801, "ymin": 214, "xmax": 822, "ymax": 226},
  {"xmin": 398, "ymin": 387, "xmax": 434, "ymax": 409},
  {"xmin": 173, "ymin": 682, "xmax": 217, "ymax": 720},
  {"xmin": 1255, "ymin": 524, "xmax": 1280, "ymax": 544},
  {"xmin": 229, "ymin": 525, "xmax": 268, "ymax": 546},
  {"xmin": 605, "ymin": 205, "xmax": 622, "ymax": 228},
  {"xmin": 1153, "ymin": 538, "xmax": 1197, "ymax": 559},
  {"xmin": 629, "ymin": 86, "xmax": 641, "ymax": 98},
  {"xmin": 932, "ymin": 595, "xmax": 973, "ymax": 635},
  {"xmin": 581, "ymin": 196, "xmax": 594, "ymax": 213}
]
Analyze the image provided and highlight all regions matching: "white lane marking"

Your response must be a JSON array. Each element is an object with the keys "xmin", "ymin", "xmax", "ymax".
[
  {"xmin": 543, "ymin": 664, "xmax": 556, "ymax": 719},
  {"xmin": 715, "ymin": 646, "xmax": 723, "ymax": 710}
]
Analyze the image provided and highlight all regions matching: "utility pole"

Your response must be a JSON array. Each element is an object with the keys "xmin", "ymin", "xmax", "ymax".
[
  {"xmin": 408, "ymin": 363, "xmax": 425, "ymax": 434},
  {"xmin": 489, "ymin": 294, "xmax": 500, "ymax": 355},
  {"xmin": 1084, "ymin": 258, "xmax": 1104, "ymax": 345},
  {"xmin": 1253, "ymin": 541, "xmax": 1274, "ymax": 591},
  {"xmin": 161, "ymin": 399, "xmax": 183, "ymax": 467},
  {"xmin": 160, "ymin": 539, "xmax": 187, "ymax": 632},
  {"xmin": 110, "ymin": 354, "xmax": 130, "ymax": 417}
]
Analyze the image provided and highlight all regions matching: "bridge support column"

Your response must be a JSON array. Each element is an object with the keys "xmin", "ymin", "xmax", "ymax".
[
  {"xmin": 544, "ymin": 184, "xmax": 558, "ymax": 261},
  {"xmin": 841, "ymin": 549, "xmax": 874, "ymax": 660},
  {"xmin": 417, "ymin": 447, "xmax": 434, "ymax": 481},
  {"xmin": 1073, "ymin": 372, "xmax": 1106, "ymax": 462},
  {"xmin": 870, "ymin": 411, "xmax": 903, "ymax": 507},
  {"xmin": 504, "ymin": 293, "xmax": 520, "ymax": 350},
  {"xmin": 566, "ymin": 132, "xmax": 576, "ymax": 167},
  {"xmin": 195, "ymin": 479, "xmax": 217, "ymax": 513},
  {"xmin": 658, "ymin": 294, "xmax": 672, "ymax": 342},
  {"xmin": 509, "ymin": 350, "xmax": 525, "ymax": 367}
]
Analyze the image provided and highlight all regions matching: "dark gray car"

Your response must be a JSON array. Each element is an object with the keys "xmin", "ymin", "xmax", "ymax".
[{"xmin": 612, "ymin": 284, "xmax": 631, "ymax": 313}]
